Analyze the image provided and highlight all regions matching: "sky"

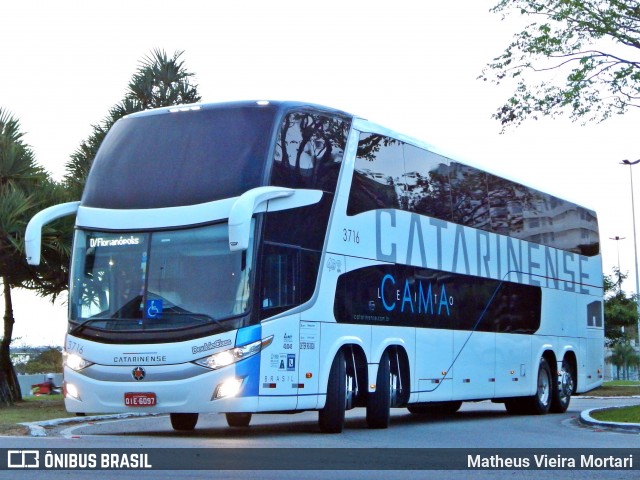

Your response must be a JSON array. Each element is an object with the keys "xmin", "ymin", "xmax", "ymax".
[{"xmin": 1, "ymin": 0, "xmax": 639, "ymax": 346}]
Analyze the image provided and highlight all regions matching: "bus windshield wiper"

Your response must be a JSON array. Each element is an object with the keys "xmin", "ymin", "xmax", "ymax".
[
  {"xmin": 68, "ymin": 318, "xmax": 112, "ymax": 336},
  {"xmin": 162, "ymin": 311, "xmax": 222, "ymax": 327}
]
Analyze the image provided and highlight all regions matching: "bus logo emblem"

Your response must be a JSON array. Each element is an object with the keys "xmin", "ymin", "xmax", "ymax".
[{"xmin": 132, "ymin": 367, "xmax": 146, "ymax": 381}]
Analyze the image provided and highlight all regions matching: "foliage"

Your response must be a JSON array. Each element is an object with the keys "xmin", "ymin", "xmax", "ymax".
[
  {"xmin": 607, "ymin": 341, "xmax": 640, "ymax": 380},
  {"xmin": 481, "ymin": 0, "xmax": 640, "ymax": 129},
  {"xmin": 1, "ymin": 50, "xmax": 200, "ymax": 405},
  {"xmin": 0, "ymin": 108, "xmax": 71, "ymax": 405},
  {"xmin": 603, "ymin": 268, "xmax": 639, "ymax": 346},
  {"xmin": 64, "ymin": 49, "xmax": 201, "ymax": 198},
  {"xmin": 14, "ymin": 347, "xmax": 62, "ymax": 375}
]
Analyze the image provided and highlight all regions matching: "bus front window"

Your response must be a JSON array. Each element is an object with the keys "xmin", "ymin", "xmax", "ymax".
[{"xmin": 70, "ymin": 223, "xmax": 253, "ymax": 335}]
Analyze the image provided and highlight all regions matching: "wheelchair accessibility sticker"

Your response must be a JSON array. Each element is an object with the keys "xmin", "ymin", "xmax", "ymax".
[{"xmin": 146, "ymin": 300, "xmax": 163, "ymax": 318}]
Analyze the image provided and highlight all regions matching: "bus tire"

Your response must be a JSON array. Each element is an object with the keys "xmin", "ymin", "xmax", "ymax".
[
  {"xmin": 550, "ymin": 358, "xmax": 574, "ymax": 414},
  {"xmin": 366, "ymin": 350, "xmax": 393, "ymax": 429},
  {"xmin": 504, "ymin": 398, "xmax": 528, "ymax": 415},
  {"xmin": 408, "ymin": 401, "xmax": 462, "ymax": 415},
  {"xmin": 319, "ymin": 350, "xmax": 348, "ymax": 433},
  {"xmin": 504, "ymin": 357, "xmax": 552, "ymax": 415},
  {"xmin": 226, "ymin": 413, "xmax": 252, "ymax": 427},
  {"xmin": 170, "ymin": 413, "xmax": 199, "ymax": 431}
]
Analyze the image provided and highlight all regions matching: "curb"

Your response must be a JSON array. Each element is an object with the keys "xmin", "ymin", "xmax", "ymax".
[
  {"xmin": 19, "ymin": 413, "xmax": 156, "ymax": 437},
  {"xmin": 579, "ymin": 405, "xmax": 640, "ymax": 432}
]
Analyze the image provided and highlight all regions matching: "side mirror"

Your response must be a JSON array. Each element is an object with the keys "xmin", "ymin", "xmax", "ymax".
[
  {"xmin": 228, "ymin": 187, "xmax": 323, "ymax": 251},
  {"xmin": 25, "ymin": 201, "xmax": 80, "ymax": 265}
]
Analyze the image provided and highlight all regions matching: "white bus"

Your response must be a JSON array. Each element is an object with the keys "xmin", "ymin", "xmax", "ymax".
[{"xmin": 26, "ymin": 101, "xmax": 603, "ymax": 433}]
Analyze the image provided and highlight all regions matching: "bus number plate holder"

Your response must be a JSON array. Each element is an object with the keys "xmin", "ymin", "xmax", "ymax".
[{"xmin": 124, "ymin": 392, "xmax": 157, "ymax": 407}]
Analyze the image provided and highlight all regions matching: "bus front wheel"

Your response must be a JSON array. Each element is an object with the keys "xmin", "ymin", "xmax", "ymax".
[
  {"xmin": 170, "ymin": 413, "xmax": 199, "ymax": 431},
  {"xmin": 226, "ymin": 412, "xmax": 252, "ymax": 427}
]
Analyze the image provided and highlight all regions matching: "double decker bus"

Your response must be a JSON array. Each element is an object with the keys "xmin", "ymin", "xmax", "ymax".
[{"xmin": 26, "ymin": 101, "xmax": 603, "ymax": 433}]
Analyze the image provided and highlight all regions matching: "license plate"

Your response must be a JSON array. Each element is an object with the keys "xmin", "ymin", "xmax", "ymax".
[{"xmin": 124, "ymin": 392, "xmax": 157, "ymax": 407}]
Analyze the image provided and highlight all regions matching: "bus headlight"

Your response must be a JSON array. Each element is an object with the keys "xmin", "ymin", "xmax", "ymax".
[
  {"xmin": 214, "ymin": 377, "xmax": 244, "ymax": 399},
  {"xmin": 64, "ymin": 381, "xmax": 81, "ymax": 400},
  {"xmin": 194, "ymin": 335, "xmax": 273, "ymax": 370},
  {"xmin": 64, "ymin": 353, "xmax": 94, "ymax": 372}
]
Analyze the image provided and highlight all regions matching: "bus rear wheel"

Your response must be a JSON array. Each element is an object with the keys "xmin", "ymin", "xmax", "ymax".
[
  {"xmin": 226, "ymin": 413, "xmax": 252, "ymax": 427},
  {"xmin": 550, "ymin": 358, "xmax": 574, "ymax": 413},
  {"xmin": 319, "ymin": 350, "xmax": 351, "ymax": 433},
  {"xmin": 505, "ymin": 357, "xmax": 552, "ymax": 415},
  {"xmin": 170, "ymin": 413, "xmax": 199, "ymax": 431}
]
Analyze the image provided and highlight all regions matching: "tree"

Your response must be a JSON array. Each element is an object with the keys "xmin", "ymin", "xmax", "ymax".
[
  {"xmin": 1, "ymin": 50, "xmax": 199, "ymax": 405},
  {"xmin": 64, "ymin": 49, "xmax": 201, "ymax": 197},
  {"xmin": 603, "ymin": 268, "xmax": 638, "ymax": 346},
  {"xmin": 14, "ymin": 347, "xmax": 62, "ymax": 375},
  {"xmin": 480, "ymin": 1, "xmax": 640, "ymax": 129},
  {"xmin": 0, "ymin": 109, "xmax": 70, "ymax": 405},
  {"xmin": 607, "ymin": 341, "xmax": 640, "ymax": 380}
]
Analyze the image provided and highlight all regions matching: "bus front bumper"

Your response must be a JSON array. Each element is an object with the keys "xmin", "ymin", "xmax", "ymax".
[{"xmin": 63, "ymin": 365, "xmax": 259, "ymax": 414}]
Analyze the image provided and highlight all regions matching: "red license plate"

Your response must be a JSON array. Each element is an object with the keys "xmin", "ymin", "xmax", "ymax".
[{"xmin": 124, "ymin": 392, "xmax": 157, "ymax": 407}]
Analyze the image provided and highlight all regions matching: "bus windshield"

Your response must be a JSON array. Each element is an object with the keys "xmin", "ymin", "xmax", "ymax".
[{"xmin": 69, "ymin": 223, "xmax": 253, "ymax": 334}]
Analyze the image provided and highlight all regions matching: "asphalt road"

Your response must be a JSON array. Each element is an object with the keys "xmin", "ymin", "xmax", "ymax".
[{"xmin": 2, "ymin": 396, "xmax": 639, "ymax": 480}]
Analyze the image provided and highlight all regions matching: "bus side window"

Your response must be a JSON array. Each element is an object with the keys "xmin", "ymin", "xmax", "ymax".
[
  {"xmin": 260, "ymin": 244, "xmax": 298, "ymax": 314},
  {"xmin": 347, "ymin": 133, "xmax": 404, "ymax": 215}
]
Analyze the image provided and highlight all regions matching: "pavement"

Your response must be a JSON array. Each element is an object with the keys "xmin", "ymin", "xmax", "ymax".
[{"xmin": 18, "ymin": 397, "xmax": 640, "ymax": 437}]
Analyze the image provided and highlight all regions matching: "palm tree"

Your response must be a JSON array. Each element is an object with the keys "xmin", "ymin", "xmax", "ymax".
[
  {"xmin": 65, "ymin": 49, "xmax": 200, "ymax": 196},
  {"xmin": 607, "ymin": 342, "xmax": 640, "ymax": 381},
  {"xmin": 0, "ymin": 108, "xmax": 70, "ymax": 405},
  {"xmin": 0, "ymin": 109, "xmax": 46, "ymax": 404}
]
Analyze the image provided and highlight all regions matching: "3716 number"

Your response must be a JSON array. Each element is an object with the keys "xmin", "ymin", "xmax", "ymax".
[{"xmin": 342, "ymin": 229, "xmax": 360, "ymax": 244}]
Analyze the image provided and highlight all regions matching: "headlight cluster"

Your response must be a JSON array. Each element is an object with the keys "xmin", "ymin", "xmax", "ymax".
[
  {"xmin": 64, "ymin": 352, "xmax": 94, "ymax": 371},
  {"xmin": 194, "ymin": 335, "xmax": 273, "ymax": 370}
]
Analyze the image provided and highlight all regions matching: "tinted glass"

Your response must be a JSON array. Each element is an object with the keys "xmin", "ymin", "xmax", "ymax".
[
  {"xmin": 449, "ymin": 162, "xmax": 491, "ymax": 231},
  {"xmin": 346, "ymin": 134, "xmax": 599, "ymax": 256},
  {"xmin": 487, "ymin": 173, "xmax": 525, "ymax": 236},
  {"xmin": 271, "ymin": 111, "xmax": 350, "ymax": 193},
  {"xmin": 82, "ymin": 105, "xmax": 277, "ymax": 209},
  {"xmin": 262, "ymin": 194, "xmax": 333, "ymax": 250},
  {"xmin": 347, "ymin": 134, "xmax": 405, "ymax": 215},
  {"xmin": 259, "ymin": 243, "xmax": 321, "ymax": 319},
  {"xmin": 334, "ymin": 264, "xmax": 541, "ymax": 333},
  {"xmin": 403, "ymin": 144, "xmax": 453, "ymax": 221}
]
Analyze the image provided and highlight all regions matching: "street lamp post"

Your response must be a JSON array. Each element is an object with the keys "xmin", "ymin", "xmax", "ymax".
[
  {"xmin": 609, "ymin": 236, "xmax": 626, "ymax": 291},
  {"xmin": 621, "ymin": 159, "xmax": 640, "ymax": 345}
]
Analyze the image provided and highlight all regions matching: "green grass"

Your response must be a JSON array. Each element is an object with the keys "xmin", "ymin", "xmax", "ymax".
[
  {"xmin": 0, "ymin": 395, "xmax": 73, "ymax": 435},
  {"xmin": 590, "ymin": 405, "xmax": 640, "ymax": 424},
  {"xmin": 585, "ymin": 380, "xmax": 640, "ymax": 397},
  {"xmin": 603, "ymin": 380, "xmax": 640, "ymax": 387},
  {"xmin": 585, "ymin": 381, "xmax": 640, "ymax": 424}
]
